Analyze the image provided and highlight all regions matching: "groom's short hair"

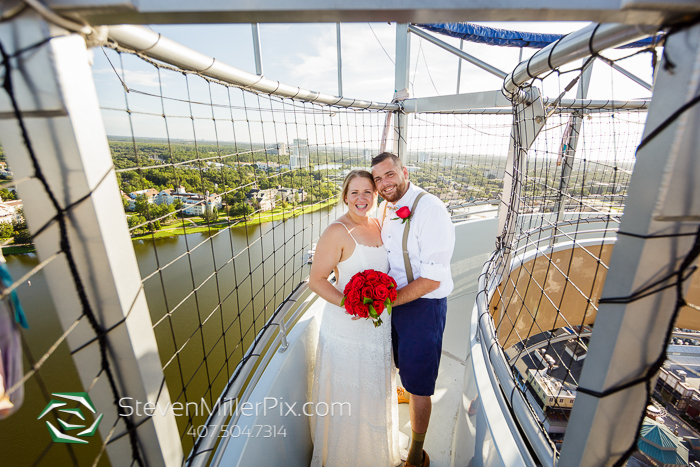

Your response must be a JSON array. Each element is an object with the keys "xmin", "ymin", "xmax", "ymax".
[{"xmin": 371, "ymin": 152, "xmax": 403, "ymax": 170}]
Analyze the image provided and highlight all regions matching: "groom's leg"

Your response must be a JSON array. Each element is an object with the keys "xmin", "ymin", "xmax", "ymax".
[
  {"xmin": 394, "ymin": 297, "xmax": 447, "ymax": 466},
  {"xmin": 409, "ymin": 394, "xmax": 431, "ymax": 433},
  {"xmin": 406, "ymin": 394, "xmax": 431, "ymax": 465}
]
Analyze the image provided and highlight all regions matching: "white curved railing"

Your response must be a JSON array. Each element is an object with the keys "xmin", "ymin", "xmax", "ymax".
[{"xmin": 473, "ymin": 218, "xmax": 620, "ymax": 465}]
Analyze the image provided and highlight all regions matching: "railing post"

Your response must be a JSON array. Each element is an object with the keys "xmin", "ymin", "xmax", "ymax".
[
  {"xmin": 394, "ymin": 23, "xmax": 410, "ymax": 159},
  {"xmin": 550, "ymin": 58, "xmax": 593, "ymax": 247},
  {"xmin": 559, "ymin": 23, "xmax": 700, "ymax": 466},
  {"xmin": 336, "ymin": 22, "xmax": 343, "ymax": 97},
  {"xmin": 497, "ymin": 88, "xmax": 545, "ymax": 294},
  {"xmin": 0, "ymin": 13, "xmax": 182, "ymax": 466},
  {"xmin": 252, "ymin": 23, "xmax": 264, "ymax": 76}
]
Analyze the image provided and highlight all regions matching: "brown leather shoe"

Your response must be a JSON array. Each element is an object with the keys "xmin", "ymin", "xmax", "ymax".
[
  {"xmin": 404, "ymin": 450, "xmax": 429, "ymax": 467},
  {"xmin": 397, "ymin": 387, "xmax": 410, "ymax": 404}
]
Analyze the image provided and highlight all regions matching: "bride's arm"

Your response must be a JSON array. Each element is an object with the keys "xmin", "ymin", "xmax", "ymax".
[{"xmin": 308, "ymin": 224, "xmax": 346, "ymax": 307}]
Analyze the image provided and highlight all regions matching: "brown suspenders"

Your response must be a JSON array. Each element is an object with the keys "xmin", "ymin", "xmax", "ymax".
[{"xmin": 382, "ymin": 191, "xmax": 427, "ymax": 283}]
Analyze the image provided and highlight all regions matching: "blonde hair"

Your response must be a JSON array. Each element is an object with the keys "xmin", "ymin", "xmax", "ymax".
[{"xmin": 340, "ymin": 170, "xmax": 376, "ymax": 205}]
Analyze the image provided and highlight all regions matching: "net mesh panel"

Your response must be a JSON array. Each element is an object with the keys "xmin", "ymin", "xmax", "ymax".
[
  {"xmin": 405, "ymin": 112, "xmax": 511, "ymax": 218},
  {"xmin": 96, "ymin": 46, "xmax": 392, "ymax": 457},
  {"xmin": 0, "ymin": 29, "xmax": 664, "ymax": 467},
  {"xmin": 482, "ymin": 66, "xmax": 648, "ymax": 454}
]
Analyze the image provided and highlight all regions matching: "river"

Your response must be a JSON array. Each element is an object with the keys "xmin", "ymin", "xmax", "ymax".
[{"xmin": 1, "ymin": 202, "xmax": 346, "ymax": 466}]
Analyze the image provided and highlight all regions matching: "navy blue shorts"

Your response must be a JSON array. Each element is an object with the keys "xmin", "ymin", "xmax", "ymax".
[{"xmin": 391, "ymin": 297, "xmax": 447, "ymax": 397}]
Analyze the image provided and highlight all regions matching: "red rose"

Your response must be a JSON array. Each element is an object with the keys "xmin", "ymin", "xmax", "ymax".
[
  {"xmin": 356, "ymin": 304, "xmax": 369, "ymax": 318},
  {"xmin": 379, "ymin": 274, "xmax": 392, "ymax": 287},
  {"xmin": 388, "ymin": 287, "xmax": 397, "ymax": 302},
  {"xmin": 374, "ymin": 284, "xmax": 389, "ymax": 301},
  {"xmin": 373, "ymin": 300, "xmax": 384, "ymax": 315},
  {"xmin": 365, "ymin": 270, "xmax": 380, "ymax": 284},
  {"xmin": 350, "ymin": 275, "xmax": 366, "ymax": 290},
  {"xmin": 361, "ymin": 286, "xmax": 374, "ymax": 300},
  {"xmin": 396, "ymin": 206, "xmax": 411, "ymax": 219},
  {"xmin": 345, "ymin": 290, "xmax": 362, "ymax": 312}
]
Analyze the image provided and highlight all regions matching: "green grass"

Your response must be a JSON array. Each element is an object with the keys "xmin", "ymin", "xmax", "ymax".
[
  {"xmin": 2, "ymin": 245, "xmax": 36, "ymax": 255},
  {"xmin": 131, "ymin": 199, "xmax": 338, "ymax": 241}
]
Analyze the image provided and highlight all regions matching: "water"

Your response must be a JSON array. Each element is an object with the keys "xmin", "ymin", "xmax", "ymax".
[{"xmin": 0, "ymin": 203, "xmax": 346, "ymax": 466}]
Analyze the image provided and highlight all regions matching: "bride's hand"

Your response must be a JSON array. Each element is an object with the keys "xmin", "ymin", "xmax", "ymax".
[{"xmin": 351, "ymin": 316, "xmax": 362, "ymax": 320}]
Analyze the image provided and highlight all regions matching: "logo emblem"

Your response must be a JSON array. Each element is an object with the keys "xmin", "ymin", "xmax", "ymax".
[{"xmin": 38, "ymin": 392, "xmax": 103, "ymax": 444}]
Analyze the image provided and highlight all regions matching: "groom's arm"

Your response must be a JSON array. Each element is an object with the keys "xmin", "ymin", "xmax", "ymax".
[
  {"xmin": 393, "ymin": 196, "xmax": 455, "ymax": 306},
  {"xmin": 394, "ymin": 277, "xmax": 440, "ymax": 307}
]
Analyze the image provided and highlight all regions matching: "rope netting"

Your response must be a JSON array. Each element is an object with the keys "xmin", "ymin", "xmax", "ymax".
[
  {"xmin": 1, "ymin": 21, "xmax": 683, "ymax": 467},
  {"xmin": 98, "ymin": 45, "xmax": 398, "ymax": 459},
  {"xmin": 405, "ymin": 112, "xmax": 511, "ymax": 218},
  {"xmin": 476, "ymin": 53, "xmax": 657, "ymax": 460}
]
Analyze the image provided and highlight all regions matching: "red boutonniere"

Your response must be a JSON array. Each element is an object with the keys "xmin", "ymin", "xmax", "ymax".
[{"xmin": 392, "ymin": 206, "xmax": 412, "ymax": 224}]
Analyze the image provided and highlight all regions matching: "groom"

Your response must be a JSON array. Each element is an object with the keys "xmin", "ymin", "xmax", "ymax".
[{"xmin": 371, "ymin": 152, "xmax": 455, "ymax": 467}]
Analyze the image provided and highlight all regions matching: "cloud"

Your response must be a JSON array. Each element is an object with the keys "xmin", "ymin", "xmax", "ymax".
[{"xmin": 93, "ymin": 68, "xmax": 164, "ymax": 88}]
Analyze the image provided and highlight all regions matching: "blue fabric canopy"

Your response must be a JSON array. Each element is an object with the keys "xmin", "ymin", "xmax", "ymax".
[{"xmin": 415, "ymin": 23, "xmax": 662, "ymax": 50}]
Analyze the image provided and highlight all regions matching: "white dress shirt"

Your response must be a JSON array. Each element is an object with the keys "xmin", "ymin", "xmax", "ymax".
[{"xmin": 380, "ymin": 182, "xmax": 455, "ymax": 299}]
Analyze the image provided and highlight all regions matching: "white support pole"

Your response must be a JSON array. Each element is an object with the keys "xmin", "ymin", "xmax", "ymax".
[
  {"xmin": 550, "ymin": 57, "xmax": 593, "ymax": 242},
  {"xmin": 408, "ymin": 25, "xmax": 507, "ymax": 79},
  {"xmin": 497, "ymin": 88, "xmax": 545, "ymax": 236},
  {"xmin": 394, "ymin": 23, "xmax": 410, "ymax": 159},
  {"xmin": 336, "ymin": 22, "xmax": 343, "ymax": 97},
  {"xmin": 456, "ymin": 38, "xmax": 463, "ymax": 94},
  {"xmin": 598, "ymin": 55, "xmax": 652, "ymax": 91},
  {"xmin": 0, "ymin": 13, "xmax": 182, "ymax": 466},
  {"xmin": 559, "ymin": 23, "xmax": 700, "ymax": 466},
  {"xmin": 496, "ymin": 88, "xmax": 545, "ymax": 293},
  {"xmin": 251, "ymin": 23, "xmax": 263, "ymax": 76}
]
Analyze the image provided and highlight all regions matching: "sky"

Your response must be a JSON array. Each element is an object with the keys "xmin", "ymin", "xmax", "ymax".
[{"xmin": 90, "ymin": 21, "xmax": 654, "ymax": 152}]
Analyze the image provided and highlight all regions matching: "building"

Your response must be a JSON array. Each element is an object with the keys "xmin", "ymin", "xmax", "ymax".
[
  {"xmin": 246, "ymin": 188, "xmax": 277, "ymax": 212},
  {"xmin": 129, "ymin": 188, "xmax": 159, "ymax": 203},
  {"xmin": 155, "ymin": 186, "xmax": 187, "ymax": 206},
  {"xmin": 0, "ymin": 199, "xmax": 21, "ymax": 224},
  {"xmin": 527, "ymin": 369, "xmax": 577, "ymax": 409},
  {"xmin": 255, "ymin": 161, "xmax": 282, "ymax": 171},
  {"xmin": 564, "ymin": 339, "xmax": 588, "ymax": 362},
  {"xmin": 656, "ymin": 365, "xmax": 697, "ymax": 410},
  {"xmin": 268, "ymin": 142, "xmax": 288, "ymax": 156},
  {"xmin": 290, "ymin": 139, "xmax": 310, "ymax": 169},
  {"xmin": 276, "ymin": 187, "xmax": 306, "ymax": 203},
  {"xmin": 181, "ymin": 191, "xmax": 223, "ymax": 216}
]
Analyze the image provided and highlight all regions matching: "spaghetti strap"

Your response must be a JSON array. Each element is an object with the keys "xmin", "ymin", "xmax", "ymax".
[{"xmin": 332, "ymin": 221, "xmax": 357, "ymax": 243}]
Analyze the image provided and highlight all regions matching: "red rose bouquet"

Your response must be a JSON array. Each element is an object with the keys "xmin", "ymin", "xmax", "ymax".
[{"xmin": 340, "ymin": 269, "xmax": 398, "ymax": 327}]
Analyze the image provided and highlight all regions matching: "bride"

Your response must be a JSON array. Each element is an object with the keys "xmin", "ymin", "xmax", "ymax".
[{"xmin": 308, "ymin": 169, "xmax": 401, "ymax": 467}]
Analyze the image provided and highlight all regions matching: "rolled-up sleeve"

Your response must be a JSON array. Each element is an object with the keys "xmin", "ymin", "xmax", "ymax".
[{"xmin": 416, "ymin": 200, "xmax": 455, "ymax": 283}]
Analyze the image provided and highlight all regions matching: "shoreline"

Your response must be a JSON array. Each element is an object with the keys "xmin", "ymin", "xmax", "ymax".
[
  {"xmin": 1, "ymin": 199, "xmax": 340, "ymax": 254},
  {"xmin": 130, "ymin": 198, "xmax": 339, "ymax": 241}
]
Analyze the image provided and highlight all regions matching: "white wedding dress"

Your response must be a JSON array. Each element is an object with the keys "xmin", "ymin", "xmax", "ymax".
[{"xmin": 309, "ymin": 223, "xmax": 401, "ymax": 467}]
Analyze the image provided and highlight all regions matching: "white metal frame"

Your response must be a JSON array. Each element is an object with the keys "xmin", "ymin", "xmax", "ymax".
[
  {"xmin": 107, "ymin": 25, "xmax": 399, "ymax": 111},
  {"xmin": 47, "ymin": 0, "xmax": 693, "ymax": 25},
  {"xmin": 559, "ymin": 22, "xmax": 700, "ymax": 466},
  {"xmin": 0, "ymin": 12, "xmax": 182, "ymax": 466}
]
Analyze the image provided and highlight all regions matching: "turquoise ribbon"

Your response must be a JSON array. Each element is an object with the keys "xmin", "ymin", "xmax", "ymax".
[{"xmin": 0, "ymin": 262, "xmax": 28, "ymax": 329}]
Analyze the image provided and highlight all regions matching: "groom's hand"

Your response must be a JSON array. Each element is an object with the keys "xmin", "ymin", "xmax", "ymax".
[{"xmin": 394, "ymin": 277, "xmax": 440, "ymax": 306}]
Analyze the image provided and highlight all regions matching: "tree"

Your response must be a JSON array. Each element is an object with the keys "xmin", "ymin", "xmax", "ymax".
[
  {"xmin": 127, "ymin": 214, "xmax": 147, "ymax": 234},
  {"xmin": 229, "ymin": 201, "xmax": 253, "ymax": 218},
  {"xmin": 0, "ymin": 188, "xmax": 16, "ymax": 201},
  {"xmin": 201, "ymin": 207, "xmax": 218, "ymax": 223},
  {"xmin": 13, "ymin": 229, "xmax": 31, "ymax": 244},
  {"xmin": 0, "ymin": 222, "xmax": 13, "ymax": 238}
]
